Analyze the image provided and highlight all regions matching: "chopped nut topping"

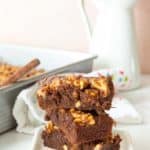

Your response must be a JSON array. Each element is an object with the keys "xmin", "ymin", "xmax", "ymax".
[
  {"xmin": 84, "ymin": 89, "xmax": 99, "ymax": 102},
  {"xmin": 44, "ymin": 121, "xmax": 58, "ymax": 133},
  {"xmin": 62, "ymin": 145, "xmax": 68, "ymax": 150},
  {"xmin": 85, "ymin": 89, "xmax": 99, "ymax": 97},
  {"xmin": 70, "ymin": 109, "xmax": 95, "ymax": 126},
  {"xmin": 37, "ymin": 78, "xmax": 61, "ymax": 97},
  {"xmin": 73, "ymin": 77, "xmax": 89, "ymax": 90},
  {"xmin": 50, "ymin": 78, "xmax": 61, "ymax": 89},
  {"xmin": 90, "ymin": 77, "xmax": 110, "ymax": 97},
  {"xmin": 37, "ymin": 87, "xmax": 48, "ymax": 99},
  {"xmin": 38, "ymin": 75, "xmax": 112, "ymax": 102},
  {"xmin": 75, "ymin": 101, "xmax": 81, "ymax": 108},
  {"xmin": 94, "ymin": 144, "xmax": 102, "ymax": 150}
]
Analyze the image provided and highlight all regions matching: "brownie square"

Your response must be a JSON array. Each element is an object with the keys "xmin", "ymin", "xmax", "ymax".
[
  {"xmin": 37, "ymin": 75, "xmax": 114, "ymax": 112},
  {"xmin": 42, "ymin": 122, "xmax": 121, "ymax": 150},
  {"xmin": 45, "ymin": 109, "xmax": 113, "ymax": 144}
]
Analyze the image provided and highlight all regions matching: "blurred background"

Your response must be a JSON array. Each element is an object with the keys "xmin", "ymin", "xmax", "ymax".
[{"xmin": 0, "ymin": 0, "xmax": 149, "ymax": 73}]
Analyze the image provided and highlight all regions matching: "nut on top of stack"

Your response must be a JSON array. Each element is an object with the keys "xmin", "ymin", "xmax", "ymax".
[{"xmin": 37, "ymin": 75, "xmax": 121, "ymax": 150}]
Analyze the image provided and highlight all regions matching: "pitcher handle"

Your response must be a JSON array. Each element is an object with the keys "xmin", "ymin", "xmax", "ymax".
[{"xmin": 78, "ymin": 0, "xmax": 92, "ymax": 41}]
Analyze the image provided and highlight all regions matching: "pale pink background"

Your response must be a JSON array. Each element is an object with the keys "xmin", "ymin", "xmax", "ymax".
[
  {"xmin": 0, "ymin": 0, "xmax": 149, "ymax": 73},
  {"xmin": 135, "ymin": 0, "xmax": 150, "ymax": 73}
]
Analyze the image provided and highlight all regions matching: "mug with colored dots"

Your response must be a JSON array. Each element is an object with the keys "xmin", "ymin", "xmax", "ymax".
[{"xmin": 88, "ymin": 69, "xmax": 135, "ymax": 91}]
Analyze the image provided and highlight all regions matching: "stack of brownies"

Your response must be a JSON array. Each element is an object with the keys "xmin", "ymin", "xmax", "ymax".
[{"xmin": 37, "ymin": 75, "xmax": 121, "ymax": 150}]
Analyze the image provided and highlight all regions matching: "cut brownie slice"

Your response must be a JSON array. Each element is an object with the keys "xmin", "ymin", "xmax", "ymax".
[
  {"xmin": 45, "ymin": 109, "xmax": 113, "ymax": 144},
  {"xmin": 37, "ymin": 75, "xmax": 114, "ymax": 111},
  {"xmin": 42, "ymin": 122, "xmax": 121, "ymax": 150}
]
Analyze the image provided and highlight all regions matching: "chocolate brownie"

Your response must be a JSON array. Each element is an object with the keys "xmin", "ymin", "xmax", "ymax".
[
  {"xmin": 37, "ymin": 75, "xmax": 114, "ymax": 111},
  {"xmin": 45, "ymin": 108, "xmax": 113, "ymax": 144},
  {"xmin": 42, "ymin": 122, "xmax": 121, "ymax": 150}
]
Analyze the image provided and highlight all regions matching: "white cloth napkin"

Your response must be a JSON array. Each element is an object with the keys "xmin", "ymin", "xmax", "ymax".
[
  {"xmin": 13, "ymin": 84, "xmax": 45, "ymax": 134},
  {"xmin": 13, "ymin": 83, "xmax": 142, "ymax": 135}
]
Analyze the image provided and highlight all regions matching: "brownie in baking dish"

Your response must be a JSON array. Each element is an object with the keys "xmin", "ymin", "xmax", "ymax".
[
  {"xmin": 42, "ymin": 122, "xmax": 121, "ymax": 150},
  {"xmin": 45, "ymin": 108, "xmax": 113, "ymax": 144},
  {"xmin": 37, "ymin": 75, "xmax": 114, "ymax": 111}
]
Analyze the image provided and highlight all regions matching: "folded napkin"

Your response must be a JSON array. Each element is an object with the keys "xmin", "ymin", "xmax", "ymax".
[
  {"xmin": 13, "ymin": 80, "xmax": 142, "ymax": 134},
  {"xmin": 13, "ymin": 84, "xmax": 45, "ymax": 134}
]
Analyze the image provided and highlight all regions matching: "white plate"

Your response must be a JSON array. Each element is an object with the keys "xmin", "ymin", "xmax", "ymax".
[{"xmin": 31, "ymin": 127, "xmax": 134, "ymax": 150}]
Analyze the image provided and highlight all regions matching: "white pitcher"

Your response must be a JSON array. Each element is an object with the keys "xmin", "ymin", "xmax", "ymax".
[{"xmin": 78, "ymin": 0, "xmax": 140, "ymax": 89}]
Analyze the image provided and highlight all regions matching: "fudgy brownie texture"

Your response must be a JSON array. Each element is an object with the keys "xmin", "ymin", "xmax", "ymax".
[
  {"xmin": 45, "ymin": 108, "xmax": 113, "ymax": 144},
  {"xmin": 38, "ymin": 75, "xmax": 121, "ymax": 149},
  {"xmin": 42, "ymin": 122, "xmax": 121, "ymax": 150},
  {"xmin": 37, "ymin": 75, "xmax": 114, "ymax": 111}
]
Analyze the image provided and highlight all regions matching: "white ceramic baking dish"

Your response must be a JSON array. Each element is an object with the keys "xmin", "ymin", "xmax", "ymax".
[{"xmin": 0, "ymin": 44, "xmax": 97, "ymax": 133}]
